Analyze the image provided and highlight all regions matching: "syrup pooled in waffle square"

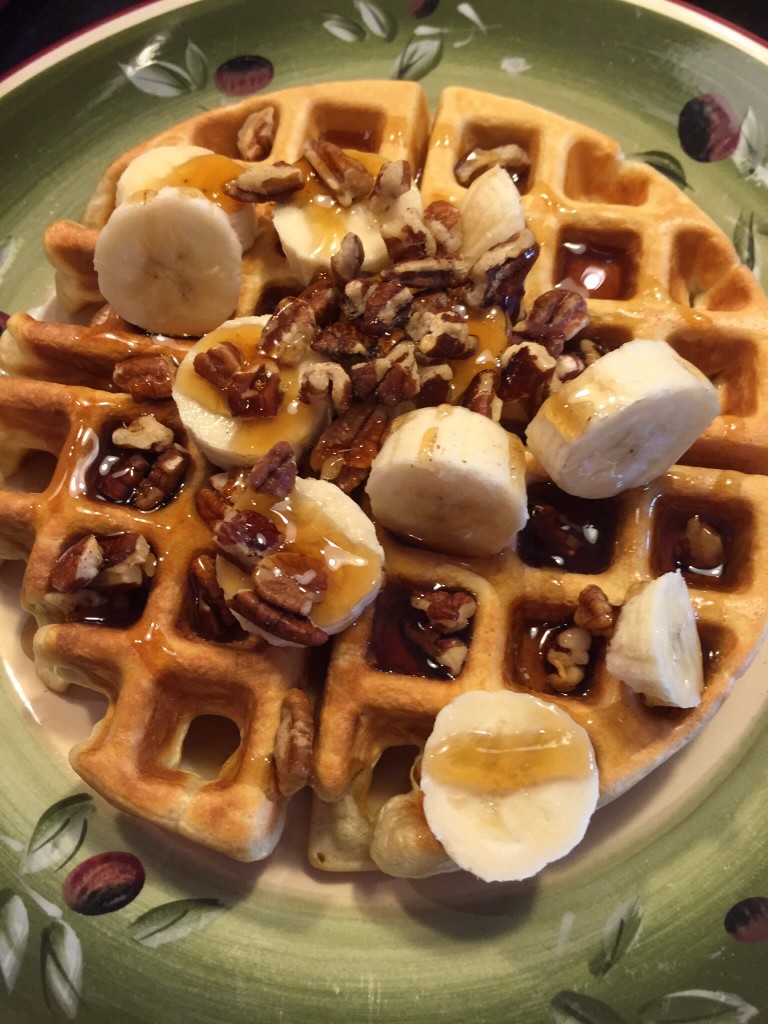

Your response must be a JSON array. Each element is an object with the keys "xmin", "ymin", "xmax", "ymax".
[{"xmin": 1, "ymin": 81, "xmax": 768, "ymax": 880}]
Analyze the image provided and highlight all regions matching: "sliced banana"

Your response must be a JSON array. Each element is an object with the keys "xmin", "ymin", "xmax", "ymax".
[
  {"xmin": 173, "ymin": 316, "xmax": 330, "ymax": 468},
  {"xmin": 216, "ymin": 476, "xmax": 385, "ymax": 645},
  {"xmin": 421, "ymin": 690, "xmax": 599, "ymax": 883},
  {"xmin": 116, "ymin": 144, "xmax": 257, "ymax": 250},
  {"xmin": 525, "ymin": 338, "xmax": 720, "ymax": 499},
  {"xmin": 94, "ymin": 186, "xmax": 242, "ymax": 337},
  {"xmin": 605, "ymin": 571, "xmax": 703, "ymax": 708},
  {"xmin": 459, "ymin": 165, "xmax": 526, "ymax": 264},
  {"xmin": 366, "ymin": 404, "xmax": 528, "ymax": 557}
]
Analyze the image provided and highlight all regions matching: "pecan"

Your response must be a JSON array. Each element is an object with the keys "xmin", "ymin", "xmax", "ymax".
[
  {"xmin": 96, "ymin": 452, "xmax": 151, "ymax": 503},
  {"xmin": 406, "ymin": 292, "xmax": 452, "ymax": 340},
  {"xmin": 528, "ymin": 504, "xmax": 586, "ymax": 558},
  {"xmin": 252, "ymin": 552, "xmax": 327, "ymax": 616},
  {"xmin": 386, "ymin": 257, "xmax": 468, "ymax": 292},
  {"xmin": 189, "ymin": 553, "xmax": 242, "ymax": 642},
  {"xmin": 229, "ymin": 589, "xmax": 328, "ymax": 646},
  {"xmin": 403, "ymin": 622, "xmax": 469, "ymax": 677},
  {"xmin": 303, "ymin": 138, "xmax": 373, "ymax": 207},
  {"xmin": 112, "ymin": 414, "xmax": 174, "ymax": 453},
  {"xmin": 298, "ymin": 277, "xmax": 341, "ymax": 327},
  {"xmin": 463, "ymin": 368, "xmax": 502, "ymax": 420},
  {"xmin": 134, "ymin": 444, "xmax": 191, "ymax": 511},
  {"xmin": 237, "ymin": 106, "xmax": 276, "ymax": 160},
  {"xmin": 416, "ymin": 310, "xmax": 475, "ymax": 361},
  {"xmin": 550, "ymin": 352, "xmax": 586, "ymax": 391},
  {"xmin": 194, "ymin": 341, "xmax": 243, "ymax": 391},
  {"xmin": 574, "ymin": 584, "xmax": 616, "ymax": 637},
  {"xmin": 309, "ymin": 402, "xmax": 389, "ymax": 493},
  {"xmin": 312, "ymin": 320, "xmax": 371, "ymax": 359},
  {"xmin": 299, "ymin": 362, "xmax": 352, "ymax": 411},
  {"xmin": 223, "ymin": 161, "xmax": 304, "ymax": 203},
  {"xmin": 50, "ymin": 535, "xmax": 104, "ymax": 594},
  {"xmin": 546, "ymin": 626, "xmax": 592, "ymax": 693},
  {"xmin": 274, "ymin": 688, "xmax": 315, "ymax": 796},
  {"xmin": 342, "ymin": 277, "xmax": 374, "ymax": 319},
  {"xmin": 454, "ymin": 143, "xmax": 531, "ymax": 188},
  {"xmin": 112, "ymin": 353, "xmax": 176, "ymax": 400},
  {"xmin": 411, "ymin": 588, "xmax": 477, "ymax": 634},
  {"xmin": 196, "ymin": 485, "xmax": 233, "ymax": 530},
  {"xmin": 579, "ymin": 338, "xmax": 605, "ymax": 366},
  {"xmin": 227, "ymin": 364, "xmax": 283, "ymax": 417},
  {"xmin": 370, "ymin": 159, "xmax": 412, "ymax": 215},
  {"xmin": 465, "ymin": 229, "xmax": 539, "ymax": 308},
  {"xmin": 423, "ymin": 200, "xmax": 462, "ymax": 256},
  {"xmin": 248, "ymin": 441, "xmax": 297, "ymax": 498},
  {"xmin": 498, "ymin": 342, "xmax": 556, "ymax": 401},
  {"xmin": 515, "ymin": 289, "xmax": 589, "ymax": 356},
  {"xmin": 381, "ymin": 207, "xmax": 437, "ymax": 264},
  {"xmin": 362, "ymin": 279, "xmax": 413, "ymax": 337},
  {"xmin": 676, "ymin": 515, "xmax": 725, "ymax": 571},
  {"xmin": 95, "ymin": 533, "xmax": 155, "ymax": 588},
  {"xmin": 214, "ymin": 509, "xmax": 283, "ymax": 570},
  {"xmin": 350, "ymin": 342, "xmax": 420, "ymax": 408},
  {"xmin": 330, "ymin": 232, "xmax": 365, "ymax": 287},
  {"xmin": 260, "ymin": 297, "xmax": 316, "ymax": 366},
  {"xmin": 414, "ymin": 363, "xmax": 453, "ymax": 408}
]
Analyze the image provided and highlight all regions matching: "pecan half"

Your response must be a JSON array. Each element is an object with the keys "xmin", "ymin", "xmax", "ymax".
[
  {"xmin": 403, "ymin": 622, "xmax": 469, "ymax": 676},
  {"xmin": 463, "ymin": 368, "xmax": 502, "ymax": 420},
  {"xmin": 237, "ymin": 106, "xmax": 276, "ymax": 161},
  {"xmin": 229, "ymin": 589, "xmax": 328, "ymax": 646},
  {"xmin": 274, "ymin": 688, "xmax": 315, "ymax": 796},
  {"xmin": 411, "ymin": 588, "xmax": 477, "ymax": 634},
  {"xmin": 309, "ymin": 402, "xmax": 389, "ymax": 493},
  {"xmin": 112, "ymin": 414, "xmax": 174, "ymax": 453},
  {"xmin": 95, "ymin": 533, "xmax": 156, "ymax": 588},
  {"xmin": 194, "ymin": 341, "xmax": 244, "ymax": 391},
  {"xmin": 96, "ymin": 452, "xmax": 151, "ymax": 503},
  {"xmin": 134, "ymin": 444, "xmax": 191, "ymax": 511},
  {"xmin": 528, "ymin": 504, "xmax": 585, "ymax": 558},
  {"xmin": 330, "ymin": 232, "xmax": 365, "ymax": 287},
  {"xmin": 676, "ymin": 515, "xmax": 725, "ymax": 571},
  {"xmin": 416, "ymin": 310, "xmax": 475, "ymax": 361},
  {"xmin": 465, "ymin": 230, "xmax": 539, "ymax": 308},
  {"xmin": 386, "ymin": 257, "xmax": 468, "ymax": 292},
  {"xmin": 196, "ymin": 484, "xmax": 233, "ymax": 530},
  {"xmin": 515, "ymin": 289, "xmax": 589, "ymax": 356},
  {"xmin": 574, "ymin": 584, "xmax": 615, "ymax": 637},
  {"xmin": 414, "ymin": 363, "xmax": 453, "ymax": 408},
  {"xmin": 214, "ymin": 509, "xmax": 283, "ymax": 569},
  {"xmin": 546, "ymin": 626, "xmax": 592, "ymax": 693},
  {"xmin": 423, "ymin": 200, "xmax": 462, "ymax": 256},
  {"xmin": 350, "ymin": 342, "xmax": 420, "ymax": 408},
  {"xmin": 312, "ymin": 320, "xmax": 371, "ymax": 359},
  {"xmin": 112, "ymin": 354, "xmax": 176, "ymax": 400},
  {"xmin": 454, "ymin": 143, "xmax": 530, "ymax": 188},
  {"xmin": 299, "ymin": 362, "xmax": 352, "ymax": 411},
  {"xmin": 224, "ymin": 161, "xmax": 304, "ymax": 203},
  {"xmin": 227, "ymin": 364, "xmax": 283, "ymax": 418},
  {"xmin": 189, "ymin": 553, "xmax": 242, "ymax": 642},
  {"xmin": 50, "ymin": 535, "xmax": 104, "ymax": 594},
  {"xmin": 498, "ymin": 342, "xmax": 556, "ymax": 401},
  {"xmin": 381, "ymin": 207, "xmax": 437, "ymax": 264},
  {"xmin": 370, "ymin": 159, "xmax": 412, "ymax": 215},
  {"xmin": 363, "ymin": 280, "xmax": 413, "ymax": 337},
  {"xmin": 248, "ymin": 442, "xmax": 297, "ymax": 498},
  {"xmin": 260, "ymin": 297, "xmax": 316, "ymax": 366},
  {"xmin": 406, "ymin": 291, "xmax": 452, "ymax": 340},
  {"xmin": 252, "ymin": 552, "xmax": 327, "ymax": 617},
  {"xmin": 298, "ymin": 277, "xmax": 341, "ymax": 327},
  {"xmin": 342, "ymin": 277, "xmax": 374, "ymax": 319},
  {"xmin": 303, "ymin": 138, "xmax": 373, "ymax": 207}
]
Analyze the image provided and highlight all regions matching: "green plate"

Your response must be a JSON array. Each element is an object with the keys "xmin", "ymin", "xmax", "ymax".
[{"xmin": 1, "ymin": 1, "xmax": 767, "ymax": 1021}]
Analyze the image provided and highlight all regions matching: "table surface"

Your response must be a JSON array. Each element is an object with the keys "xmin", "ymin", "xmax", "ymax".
[{"xmin": 0, "ymin": 0, "xmax": 766, "ymax": 78}]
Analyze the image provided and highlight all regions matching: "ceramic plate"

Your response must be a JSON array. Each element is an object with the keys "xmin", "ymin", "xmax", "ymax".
[{"xmin": 1, "ymin": 1, "xmax": 768, "ymax": 1021}]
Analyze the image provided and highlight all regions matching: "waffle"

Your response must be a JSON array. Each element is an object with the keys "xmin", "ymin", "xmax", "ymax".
[{"xmin": 2, "ymin": 82, "xmax": 768, "ymax": 876}]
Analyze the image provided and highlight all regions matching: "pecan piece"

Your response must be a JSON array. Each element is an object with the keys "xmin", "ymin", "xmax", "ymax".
[
  {"xmin": 381, "ymin": 207, "xmax": 437, "ymax": 264},
  {"xmin": 515, "ymin": 289, "xmax": 589, "ymax": 356},
  {"xmin": 330, "ymin": 232, "xmax": 365, "ymax": 287},
  {"xmin": 227, "ymin": 364, "xmax": 283, "ymax": 418},
  {"xmin": 229, "ymin": 589, "xmax": 328, "ymax": 646},
  {"xmin": 676, "ymin": 515, "xmax": 725, "ymax": 571},
  {"xmin": 134, "ymin": 444, "xmax": 191, "ymax": 511},
  {"xmin": 112, "ymin": 414, "xmax": 174, "ymax": 453},
  {"xmin": 574, "ymin": 584, "xmax": 616, "ymax": 637},
  {"xmin": 298, "ymin": 277, "xmax": 341, "ymax": 327},
  {"xmin": 528, "ymin": 504, "xmax": 585, "ymax": 559},
  {"xmin": 403, "ymin": 622, "xmax": 469, "ymax": 677},
  {"xmin": 406, "ymin": 292, "xmax": 452, "ymax": 341},
  {"xmin": 363, "ymin": 279, "xmax": 413, "ymax": 337},
  {"xmin": 454, "ymin": 143, "xmax": 531, "ymax": 188},
  {"xmin": 414, "ymin": 364, "xmax": 453, "ymax": 408},
  {"xmin": 498, "ymin": 342, "xmax": 556, "ymax": 401},
  {"xmin": 252, "ymin": 552, "xmax": 327, "ymax": 616},
  {"xmin": 463, "ymin": 368, "xmax": 502, "ymax": 420},
  {"xmin": 50, "ymin": 535, "xmax": 104, "ymax": 594},
  {"xmin": 260, "ymin": 297, "xmax": 316, "ymax": 366},
  {"xmin": 312, "ymin": 320, "xmax": 371, "ymax": 359},
  {"xmin": 417, "ymin": 310, "xmax": 475, "ymax": 361},
  {"xmin": 386, "ymin": 257, "xmax": 468, "ymax": 292},
  {"xmin": 196, "ymin": 484, "xmax": 233, "ymax": 530},
  {"xmin": 423, "ymin": 200, "xmax": 462, "ymax": 256},
  {"xmin": 350, "ymin": 342, "xmax": 420, "ymax": 408},
  {"xmin": 411, "ymin": 588, "xmax": 477, "ymax": 634},
  {"xmin": 224, "ymin": 161, "xmax": 304, "ymax": 203},
  {"xmin": 303, "ymin": 138, "xmax": 374, "ymax": 207},
  {"xmin": 342, "ymin": 277, "xmax": 374, "ymax": 319},
  {"xmin": 299, "ymin": 362, "xmax": 352, "ymax": 412},
  {"xmin": 96, "ymin": 452, "xmax": 151, "ymax": 503},
  {"xmin": 112, "ymin": 353, "xmax": 176, "ymax": 400},
  {"xmin": 546, "ymin": 626, "xmax": 592, "ymax": 693},
  {"xmin": 189, "ymin": 554, "xmax": 242, "ymax": 641},
  {"xmin": 194, "ymin": 341, "xmax": 243, "ymax": 391},
  {"xmin": 274, "ymin": 688, "xmax": 315, "ymax": 796},
  {"xmin": 465, "ymin": 229, "xmax": 539, "ymax": 308},
  {"xmin": 214, "ymin": 509, "xmax": 283, "ymax": 570},
  {"xmin": 370, "ymin": 159, "xmax": 412, "ymax": 215},
  {"xmin": 95, "ymin": 533, "xmax": 155, "ymax": 588},
  {"xmin": 237, "ymin": 106, "xmax": 276, "ymax": 161},
  {"xmin": 309, "ymin": 402, "xmax": 390, "ymax": 493},
  {"xmin": 248, "ymin": 441, "xmax": 297, "ymax": 498}
]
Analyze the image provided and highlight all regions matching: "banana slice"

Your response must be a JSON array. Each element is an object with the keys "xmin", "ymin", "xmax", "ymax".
[
  {"xmin": 216, "ymin": 476, "xmax": 385, "ymax": 645},
  {"xmin": 459, "ymin": 165, "xmax": 526, "ymax": 264},
  {"xmin": 173, "ymin": 316, "xmax": 330, "ymax": 468},
  {"xmin": 525, "ymin": 338, "xmax": 720, "ymax": 499},
  {"xmin": 95, "ymin": 186, "xmax": 242, "ymax": 337},
  {"xmin": 116, "ymin": 144, "xmax": 257, "ymax": 250},
  {"xmin": 421, "ymin": 690, "xmax": 599, "ymax": 882},
  {"xmin": 366, "ymin": 405, "xmax": 528, "ymax": 557},
  {"xmin": 605, "ymin": 571, "xmax": 704, "ymax": 707}
]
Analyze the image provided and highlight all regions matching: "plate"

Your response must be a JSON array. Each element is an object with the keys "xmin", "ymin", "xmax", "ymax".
[{"xmin": 1, "ymin": 1, "xmax": 768, "ymax": 1021}]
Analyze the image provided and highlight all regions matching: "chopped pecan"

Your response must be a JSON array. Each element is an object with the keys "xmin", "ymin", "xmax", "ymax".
[
  {"xmin": 574, "ymin": 584, "xmax": 616, "ymax": 637},
  {"xmin": 498, "ymin": 342, "xmax": 556, "ymax": 401},
  {"xmin": 411, "ymin": 588, "xmax": 477, "ymax": 634},
  {"xmin": 112, "ymin": 414, "xmax": 174, "ymax": 453},
  {"xmin": 260, "ymin": 297, "xmax": 316, "ymax": 366},
  {"xmin": 515, "ymin": 289, "xmax": 589, "ymax": 356},
  {"xmin": 214, "ymin": 509, "xmax": 283, "ymax": 569},
  {"xmin": 414, "ymin": 364, "xmax": 453, "ymax": 408},
  {"xmin": 248, "ymin": 441, "xmax": 297, "ymax": 498},
  {"xmin": 252, "ymin": 552, "xmax": 327, "ymax": 616},
  {"xmin": 454, "ymin": 143, "xmax": 531, "ymax": 188},
  {"xmin": 298, "ymin": 277, "xmax": 341, "ymax": 327},
  {"xmin": 309, "ymin": 402, "xmax": 389, "ymax": 493},
  {"xmin": 223, "ymin": 161, "xmax": 304, "ymax": 203},
  {"xmin": 274, "ymin": 688, "xmax": 315, "ymax": 796},
  {"xmin": 299, "ymin": 362, "xmax": 352, "ymax": 411},
  {"xmin": 194, "ymin": 341, "xmax": 243, "ymax": 391},
  {"xmin": 423, "ymin": 200, "xmax": 462, "ymax": 256},
  {"xmin": 189, "ymin": 553, "xmax": 242, "ymax": 642},
  {"xmin": 50, "ymin": 535, "xmax": 104, "ymax": 594},
  {"xmin": 381, "ymin": 207, "xmax": 437, "ymax": 264},
  {"xmin": 386, "ymin": 257, "xmax": 468, "ymax": 292},
  {"xmin": 370, "ymin": 159, "xmax": 412, "ymax": 215},
  {"xmin": 112, "ymin": 353, "xmax": 176, "ymax": 400},
  {"xmin": 95, "ymin": 533, "xmax": 156, "ymax": 588},
  {"xmin": 676, "ymin": 515, "xmax": 725, "ymax": 571},
  {"xmin": 465, "ymin": 230, "xmax": 539, "ymax": 308},
  {"xmin": 312, "ymin": 320, "xmax": 371, "ymax": 359},
  {"xmin": 330, "ymin": 232, "xmax": 365, "ymax": 287},
  {"xmin": 350, "ymin": 342, "xmax": 420, "ymax": 408},
  {"xmin": 229, "ymin": 589, "xmax": 328, "ymax": 646},
  {"xmin": 363, "ymin": 280, "xmax": 413, "ymax": 337},
  {"xmin": 546, "ymin": 626, "xmax": 592, "ymax": 693},
  {"xmin": 303, "ymin": 138, "xmax": 373, "ymax": 207},
  {"xmin": 237, "ymin": 106, "xmax": 276, "ymax": 161},
  {"xmin": 227, "ymin": 364, "xmax": 283, "ymax": 418},
  {"xmin": 96, "ymin": 452, "xmax": 151, "ymax": 503},
  {"xmin": 134, "ymin": 444, "xmax": 191, "ymax": 511},
  {"xmin": 463, "ymin": 368, "xmax": 502, "ymax": 420},
  {"xmin": 416, "ymin": 310, "xmax": 475, "ymax": 361}
]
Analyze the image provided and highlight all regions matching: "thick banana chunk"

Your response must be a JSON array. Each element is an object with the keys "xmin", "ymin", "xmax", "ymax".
[
  {"xmin": 526, "ymin": 338, "xmax": 720, "ymax": 499},
  {"xmin": 421, "ymin": 691, "xmax": 599, "ymax": 882},
  {"xmin": 366, "ymin": 405, "xmax": 528, "ymax": 557},
  {"xmin": 606, "ymin": 571, "xmax": 704, "ymax": 708},
  {"xmin": 94, "ymin": 186, "xmax": 242, "ymax": 337},
  {"xmin": 459, "ymin": 165, "xmax": 525, "ymax": 264},
  {"xmin": 172, "ymin": 317, "xmax": 330, "ymax": 468}
]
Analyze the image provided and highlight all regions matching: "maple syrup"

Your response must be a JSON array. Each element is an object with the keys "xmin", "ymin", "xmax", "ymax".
[
  {"xmin": 163, "ymin": 153, "xmax": 245, "ymax": 213},
  {"xmin": 651, "ymin": 497, "xmax": 740, "ymax": 586},
  {"xmin": 516, "ymin": 481, "xmax": 619, "ymax": 574},
  {"xmin": 557, "ymin": 239, "xmax": 633, "ymax": 300}
]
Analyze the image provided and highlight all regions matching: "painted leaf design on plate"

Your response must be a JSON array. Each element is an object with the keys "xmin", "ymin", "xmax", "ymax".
[
  {"xmin": 589, "ymin": 896, "xmax": 643, "ymax": 976},
  {"xmin": 391, "ymin": 34, "xmax": 443, "ymax": 80},
  {"xmin": 0, "ymin": 889, "xmax": 29, "ymax": 994},
  {"xmin": 550, "ymin": 990, "xmax": 628, "ymax": 1024},
  {"xmin": 323, "ymin": 13, "xmax": 366, "ymax": 41},
  {"xmin": 353, "ymin": 0, "xmax": 397, "ymax": 40},
  {"xmin": 22, "ymin": 794, "xmax": 95, "ymax": 876},
  {"xmin": 456, "ymin": 1, "xmax": 487, "ymax": 31},
  {"xmin": 185, "ymin": 41, "xmax": 209, "ymax": 89},
  {"xmin": 633, "ymin": 150, "xmax": 690, "ymax": 190},
  {"xmin": 40, "ymin": 920, "xmax": 83, "ymax": 1021},
  {"xmin": 731, "ymin": 107, "xmax": 763, "ymax": 177},
  {"xmin": 733, "ymin": 211, "xmax": 756, "ymax": 271},
  {"xmin": 127, "ymin": 897, "xmax": 226, "ymax": 948},
  {"xmin": 637, "ymin": 989, "xmax": 758, "ymax": 1023},
  {"xmin": 119, "ymin": 60, "xmax": 192, "ymax": 97}
]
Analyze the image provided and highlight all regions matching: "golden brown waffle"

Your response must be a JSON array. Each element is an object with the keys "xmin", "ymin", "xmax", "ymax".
[{"xmin": 2, "ymin": 83, "xmax": 768, "ymax": 876}]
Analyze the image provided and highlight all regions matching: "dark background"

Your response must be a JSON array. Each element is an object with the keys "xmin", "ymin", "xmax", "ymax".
[{"xmin": 0, "ymin": 0, "xmax": 766, "ymax": 78}]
